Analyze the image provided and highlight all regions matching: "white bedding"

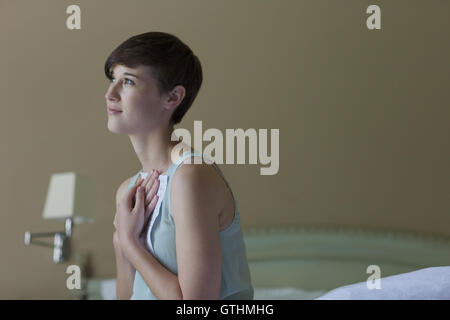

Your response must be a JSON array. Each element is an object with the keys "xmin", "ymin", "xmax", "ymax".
[{"xmin": 315, "ymin": 266, "xmax": 450, "ymax": 300}]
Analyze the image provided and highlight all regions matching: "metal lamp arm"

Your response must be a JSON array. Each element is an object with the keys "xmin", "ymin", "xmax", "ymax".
[{"xmin": 24, "ymin": 218, "xmax": 73, "ymax": 263}]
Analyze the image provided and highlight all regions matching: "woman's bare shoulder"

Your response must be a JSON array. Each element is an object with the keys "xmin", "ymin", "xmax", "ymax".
[
  {"xmin": 171, "ymin": 158, "xmax": 225, "ymax": 212},
  {"xmin": 116, "ymin": 175, "xmax": 136, "ymax": 207},
  {"xmin": 175, "ymin": 157, "xmax": 223, "ymax": 187}
]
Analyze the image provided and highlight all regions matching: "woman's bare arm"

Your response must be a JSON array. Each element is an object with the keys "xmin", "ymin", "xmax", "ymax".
[
  {"xmin": 113, "ymin": 231, "xmax": 136, "ymax": 299},
  {"xmin": 113, "ymin": 178, "xmax": 136, "ymax": 300},
  {"xmin": 119, "ymin": 162, "xmax": 223, "ymax": 300}
]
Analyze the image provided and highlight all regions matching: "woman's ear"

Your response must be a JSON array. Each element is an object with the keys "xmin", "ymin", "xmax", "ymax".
[{"xmin": 164, "ymin": 85, "xmax": 186, "ymax": 110}]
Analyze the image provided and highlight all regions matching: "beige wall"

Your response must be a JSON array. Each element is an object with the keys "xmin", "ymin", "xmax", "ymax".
[{"xmin": 0, "ymin": 0, "xmax": 449, "ymax": 299}]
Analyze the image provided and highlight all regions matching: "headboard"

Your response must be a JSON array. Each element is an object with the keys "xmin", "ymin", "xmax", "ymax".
[{"xmin": 242, "ymin": 226, "xmax": 450, "ymax": 291}]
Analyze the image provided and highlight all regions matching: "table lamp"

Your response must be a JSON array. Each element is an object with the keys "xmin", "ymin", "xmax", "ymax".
[{"xmin": 24, "ymin": 172, "xmax": 96, "ymax": 263}]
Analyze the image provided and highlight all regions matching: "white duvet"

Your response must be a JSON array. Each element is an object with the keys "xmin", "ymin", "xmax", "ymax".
[{"xmin": 315, "ymin": 266, "xmax": 450, "ymax": 300}]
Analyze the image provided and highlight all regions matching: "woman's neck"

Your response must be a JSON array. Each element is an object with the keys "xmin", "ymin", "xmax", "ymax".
[{"xmin": 130, "ymin": 127, "xmax": 179, "ymax": 175}]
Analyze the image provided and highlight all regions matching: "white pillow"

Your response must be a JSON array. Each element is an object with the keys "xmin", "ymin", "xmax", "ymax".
[{"xmin": 315, "ymin": 266, "xmax": 450, "ymax": 300}]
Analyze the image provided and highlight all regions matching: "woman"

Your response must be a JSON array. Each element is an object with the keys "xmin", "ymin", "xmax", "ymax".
[{"xmin": 105, "ymin": 31, "xmax": 254, "ymax": 300}]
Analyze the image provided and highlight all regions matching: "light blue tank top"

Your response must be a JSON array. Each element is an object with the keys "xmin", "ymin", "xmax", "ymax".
[{"xmin": 128, "ymin": 150, "xmax": 254, "ymax": 300}]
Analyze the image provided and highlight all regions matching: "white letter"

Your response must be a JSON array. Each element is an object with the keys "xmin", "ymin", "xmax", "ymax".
[
  {"xmin": 193, "ymin": 120, "xmax": 203, "ymax": 164},
  {"xmin": 225, "ymin": 128, "xmax": 258, "ymax": 165},
  {"xmin": 220, "ymin": 305, "xmax": 229, "ymax": 315},
  {"xmin": 259, "ymin": 129, "xmax": 279, "ymax": 175},
  {"xmin": 171, "ymin": 129, "xmax": 192, "ymax": 164},
  {"xmin": 203, "ymin": 128, "xmax": 223, "ymax": 164},
  {"xmin": 366, "ymin": 265, "xmax": 382, "ymax": 289},
  {"xmin": 366, "ymin": 5, "xmax": 381, "ymax": 30},
  {"xmin": 66, "ymin": 265, "xmax": 81, "ymax": 290},
  {"xmin": 66, "ymin": 5, "xmax": 81, "ymax": 30}
]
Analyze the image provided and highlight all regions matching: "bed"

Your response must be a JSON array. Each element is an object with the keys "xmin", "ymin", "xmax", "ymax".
[{"xmin": 84, "ymin": 226, "xmax": 450, "ymax": 300}]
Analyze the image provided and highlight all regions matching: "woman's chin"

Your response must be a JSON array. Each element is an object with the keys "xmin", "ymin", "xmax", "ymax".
[{"xmin": 107, "ymin": 122, "xmax": 125, "ymax": 134}]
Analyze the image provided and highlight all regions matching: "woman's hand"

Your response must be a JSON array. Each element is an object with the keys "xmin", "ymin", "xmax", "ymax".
[
  {"xmin": 141, "ymin": 170, "xmax": 161, "ymax": 224},
  {"xmin": 114, "ymin": 170, "xmax": 161, "ymax": 247}
]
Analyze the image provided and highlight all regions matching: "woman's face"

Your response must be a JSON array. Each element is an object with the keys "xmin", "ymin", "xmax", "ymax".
[{"xmin": 105, "ymin": 64, "xmax": 169, "ymax": 134}]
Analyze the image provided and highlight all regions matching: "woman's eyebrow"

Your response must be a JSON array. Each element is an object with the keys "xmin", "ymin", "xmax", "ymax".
[
  {"xmin": 111, "ymin": 71, "xmax": 141, "ymax": 80},
  {"xmin": 123, "ymin": 72, "xmax": 140, "ymax": 79}
]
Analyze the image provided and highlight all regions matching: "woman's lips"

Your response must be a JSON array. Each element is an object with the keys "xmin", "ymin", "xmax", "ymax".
[{"xmin": 108, "ymin": 109, "xmax": 122, "ymax": 115}]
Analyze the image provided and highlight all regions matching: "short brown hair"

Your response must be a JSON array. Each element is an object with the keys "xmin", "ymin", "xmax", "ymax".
[{"xmin": 104, "ymin": 31, "xmax": 203, "ymax": 125}]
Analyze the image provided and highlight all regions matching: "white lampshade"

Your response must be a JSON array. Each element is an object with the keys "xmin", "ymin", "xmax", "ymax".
[{"xmin": 42, "ymin": 172, "xmax": 96, "ymax": 223}]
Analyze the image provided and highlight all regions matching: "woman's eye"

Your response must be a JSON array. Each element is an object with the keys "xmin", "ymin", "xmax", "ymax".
[{"xmin": 108, "ymin": 77, "xmax": 134, "ymax": 85}]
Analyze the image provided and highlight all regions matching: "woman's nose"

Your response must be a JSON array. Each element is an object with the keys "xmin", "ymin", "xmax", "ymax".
[{"xmin": 105, "ymin": 85, "xmax": 119, "ymax": 101}]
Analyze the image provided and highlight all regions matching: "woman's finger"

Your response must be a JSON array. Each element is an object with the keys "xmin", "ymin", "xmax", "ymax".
[
  {"xmin": 136, "ymin": 175, "xmax": 146, "ymax": 186},
  {"xmin": 142, "ymin": 170, "xmax": 152, "ymax": 186},
  {"xmin": 143, "ymin": 170, "xmax": 159, "ymax": 204},
  {"xmin": 133, "ymin": 184, "xmax": 145, "ymax": 211},
  {"xmin": 145, "ymin": 178, "xmax": 160, "ymax": 207},
  {"xmin": 144, "ymin": 170, "xmax": 159, "ymax": 193},
  {"xmin": 145, "ymin": 195, "xmax": 159, "ymax": 219},
  {"xmin": 149, "ymin": 194, "xmax": 159, "ymax": 211},
  {"xmin": 124, "ymin": 177, "xmax": 146, "ymax": 210},
  {"xmin": 137, "ymin": 170, "xmax": 154, "ymax": 203}
]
